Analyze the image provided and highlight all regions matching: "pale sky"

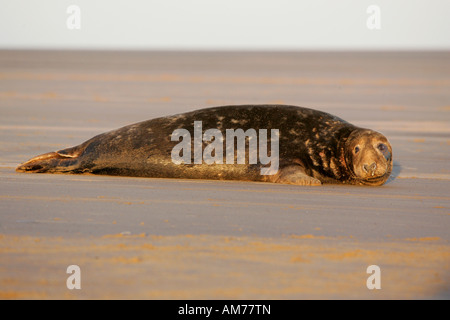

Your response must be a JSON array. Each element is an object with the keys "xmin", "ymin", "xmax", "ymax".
[{"xmin": 1, "ymin": 0, "xmax": 449, "ymax": 50}]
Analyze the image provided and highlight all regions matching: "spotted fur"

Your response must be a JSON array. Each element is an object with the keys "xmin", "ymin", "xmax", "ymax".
[{"xmin": 16, "ymin": 105, "xmax": 393, "ymax": 186}]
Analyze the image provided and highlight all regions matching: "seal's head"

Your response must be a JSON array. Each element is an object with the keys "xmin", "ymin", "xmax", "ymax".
[{"xmin": 344, "ymin": 129, "xmax": 393, "ymax": 186}]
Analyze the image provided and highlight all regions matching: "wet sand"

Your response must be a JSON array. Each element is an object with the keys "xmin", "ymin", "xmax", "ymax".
[{"xmin": 0, "ymin": 50, "xmax": 449, "ymax": 299}]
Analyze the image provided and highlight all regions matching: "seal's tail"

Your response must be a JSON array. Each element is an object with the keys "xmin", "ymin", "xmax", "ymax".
[{"xmin": 16, "ymin": 145, "xmax": 83, "ymax": 173}]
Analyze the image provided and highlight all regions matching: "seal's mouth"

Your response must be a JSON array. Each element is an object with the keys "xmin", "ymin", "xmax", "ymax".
[
  {"xmin": 357, "ymin": 172, "xmax": 390, "ymax": 186},
  {"xmin": 347, "ymin": 162, "xmax": 391, "ymax": 185}
]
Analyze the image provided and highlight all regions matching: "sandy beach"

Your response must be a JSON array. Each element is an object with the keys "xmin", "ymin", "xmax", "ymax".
[{"xmin": 0, "ymin": 50, "xmax": 449, "ymax": 299}]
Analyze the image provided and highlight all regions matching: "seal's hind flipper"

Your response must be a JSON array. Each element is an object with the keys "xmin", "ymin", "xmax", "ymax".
[
  {"xmin": 16, "ymin": 145, "xmax": 84, "ymax": 173},
  {"xmin": 275, "ymin": 166, "xmax": 322, "ymax": 186}
]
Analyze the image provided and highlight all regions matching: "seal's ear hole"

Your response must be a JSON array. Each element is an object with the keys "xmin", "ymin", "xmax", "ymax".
[{"xmin": 354, "ymin": 146, "xmax": 360, "ymax": 154}]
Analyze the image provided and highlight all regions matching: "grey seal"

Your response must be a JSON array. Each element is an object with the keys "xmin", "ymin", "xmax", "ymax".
[{"xmin": 16, "ymin": 105, "xmax": 393, "ymax": 186}]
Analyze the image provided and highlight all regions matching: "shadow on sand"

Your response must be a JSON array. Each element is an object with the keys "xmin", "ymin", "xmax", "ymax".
[{"xmin": 386, "ymin": 160, "xmax": 402, "ymax": 185}]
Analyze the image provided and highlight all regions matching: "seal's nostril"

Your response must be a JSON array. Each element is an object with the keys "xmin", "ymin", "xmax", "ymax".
[{"xmin": 363, "ymin": 163, "xmax": 377, "ymax": 174}]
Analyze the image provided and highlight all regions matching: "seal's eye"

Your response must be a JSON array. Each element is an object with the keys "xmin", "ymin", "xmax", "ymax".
[
  {"xmin": 354, "ymin": 146, "xmax": 360, "ymax": 154},
  {"xmin": 377, "ymin": 143, "xmax": 387, "ymax": 152}
]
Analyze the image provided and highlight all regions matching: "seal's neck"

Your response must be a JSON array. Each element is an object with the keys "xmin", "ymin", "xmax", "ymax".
[{"xmin": 336, "ymin": 128, "xmax": 358, "ymax": 182}]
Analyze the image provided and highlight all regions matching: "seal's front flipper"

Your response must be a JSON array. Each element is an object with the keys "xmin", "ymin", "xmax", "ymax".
[
  {"xmin": 16, "ymin": 145, "xmax": 84, "ymax": 173},
  {"xmin": 275, "ymin": 166, "xmax": 322, "ymax": 186}
]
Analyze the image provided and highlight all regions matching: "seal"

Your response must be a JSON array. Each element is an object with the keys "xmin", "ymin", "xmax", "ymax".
[{"xmin": 16, "ymin": 105, "xmax": 393, "ymax": 186}]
